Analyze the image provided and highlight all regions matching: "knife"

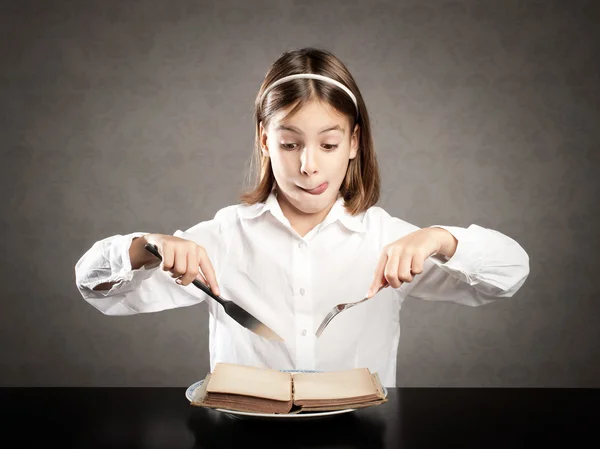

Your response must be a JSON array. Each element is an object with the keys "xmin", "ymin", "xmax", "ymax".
[{"xmin": 144, "ymin": 243, "xmax": 284, "ymax": 342}]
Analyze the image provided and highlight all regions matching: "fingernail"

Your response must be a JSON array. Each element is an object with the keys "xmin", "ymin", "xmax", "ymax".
[
  {"xmin": 366, "ymin": 289, "xmax": 373, "ymax": 298},
  {"xmin": 175, "ymin": 279, "xmax": 182, "ymax": 285}
]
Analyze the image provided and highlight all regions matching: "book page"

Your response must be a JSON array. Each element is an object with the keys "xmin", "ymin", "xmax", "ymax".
[
  {"xmin": 292, "ymin": 368, "xmax": 378, "ymax": 401},
  {"xmin": 206, "ymin": 363, "xmax": 292, "ymax": 402}
]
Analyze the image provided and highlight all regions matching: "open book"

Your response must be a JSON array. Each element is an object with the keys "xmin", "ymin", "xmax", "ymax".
[{"xmin": 190, "ymin": 363, "xmax": 387, "ymax": 414}]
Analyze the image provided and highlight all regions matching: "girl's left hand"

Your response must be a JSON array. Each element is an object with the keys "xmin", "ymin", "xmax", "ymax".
[{"xmin": 366, "ymin": 227, "xmax": 458, "ymax": 298}]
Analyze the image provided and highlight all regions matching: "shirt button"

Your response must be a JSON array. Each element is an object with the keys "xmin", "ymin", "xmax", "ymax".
[
  {"xmin": 299, "ymin": 288, "xmax": 305, "ymax": 296},
  {"xmin": 298, "ymin": 241, "xmax": 305, "ymax": 248},
  {"xmin": 300, "ymin": 329, "xmax": 307, "ymax": 336}
]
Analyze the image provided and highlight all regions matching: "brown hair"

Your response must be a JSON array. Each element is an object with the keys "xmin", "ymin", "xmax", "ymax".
[{"xmin": 240, "ymin": 47, "xmax": 380, "ymax": 215}]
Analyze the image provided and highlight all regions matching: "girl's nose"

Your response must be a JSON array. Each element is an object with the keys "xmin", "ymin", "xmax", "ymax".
[{"xmin": 300, "ymin": 147, "xmax": 319, "ymax": 175}]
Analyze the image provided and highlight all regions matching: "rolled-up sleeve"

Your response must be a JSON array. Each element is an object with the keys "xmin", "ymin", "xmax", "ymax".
[
  {"xmin": 376, "ymin": 210, "xmax": 530, "ymax": 307},
  {"xmin": 74, "ymin": 215, "xmax": 226, "ymax": 315},
  {"xmin": 401, "ymin": 224, "xmax": 530, "ymax": 306}
]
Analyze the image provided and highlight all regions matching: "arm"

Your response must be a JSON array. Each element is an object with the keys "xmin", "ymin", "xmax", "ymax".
[
  {"xmin": 404, "ymin": 224, "xmax": 530, "ymax": 306},
  {"xmin": 368, "ymin": 208, "xmax": 530, "ymax": 306},
  {"xmin": 74, "ymin": 218, "xmax": 225, "ymax": 315},
  {"xmin": 91, "ymin": 235, "xmax": 158, "ymax": 291}
]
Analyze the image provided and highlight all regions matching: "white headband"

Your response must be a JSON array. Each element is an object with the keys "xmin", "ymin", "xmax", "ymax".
[{"xmin": 259, "ymin": 73, "xmax": 359, "ymax": 117}]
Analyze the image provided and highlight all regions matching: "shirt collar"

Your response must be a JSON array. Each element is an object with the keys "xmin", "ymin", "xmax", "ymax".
[{"xmin": 237, "ymin": 191, "xmax": 366, "ymax": 233}]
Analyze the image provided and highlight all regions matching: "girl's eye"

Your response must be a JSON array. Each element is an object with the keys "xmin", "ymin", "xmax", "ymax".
[{"xmin": 279, "ymin": 143, "xmax": 338, "ymax": 151}]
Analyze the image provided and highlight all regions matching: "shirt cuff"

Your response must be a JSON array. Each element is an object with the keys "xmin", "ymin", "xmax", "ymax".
[
  {"xmin": 428, "ymin": 225, "xmax": 482, "ymax": 284},
  {"xmin": 103, "ymin": 232, "xmax": 158, "ymax": 295}
]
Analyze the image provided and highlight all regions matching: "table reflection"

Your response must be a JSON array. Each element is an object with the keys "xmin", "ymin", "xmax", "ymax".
[{"xmin": 187, "ymin": 407, "xmax": 387, "ymax": 449}]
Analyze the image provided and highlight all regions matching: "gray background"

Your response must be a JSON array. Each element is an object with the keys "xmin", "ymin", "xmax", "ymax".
[{"xmin": 2, "ymin": 0, "xmax": 599, "ymax": 387}]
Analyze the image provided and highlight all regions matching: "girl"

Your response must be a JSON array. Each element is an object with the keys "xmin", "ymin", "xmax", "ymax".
[{"xmin": 75, "ymin": 47, "xmax": 529, "ymax": 387}]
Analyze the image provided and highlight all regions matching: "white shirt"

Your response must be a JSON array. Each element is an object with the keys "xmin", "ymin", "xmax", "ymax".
[{"xmin": 75, "ymin": 192, "xmax": 530, "ymax": 387}]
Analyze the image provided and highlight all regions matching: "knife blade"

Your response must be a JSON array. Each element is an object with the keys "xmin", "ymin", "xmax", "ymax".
[{"xmin": 144, "ymin": 243, "xmax": 283, "ymax": 342}]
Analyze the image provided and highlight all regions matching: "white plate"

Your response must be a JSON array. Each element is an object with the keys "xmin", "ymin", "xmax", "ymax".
[{"xmin": 185, "ymin": 369, "xmax": 388, "ymax": 420}]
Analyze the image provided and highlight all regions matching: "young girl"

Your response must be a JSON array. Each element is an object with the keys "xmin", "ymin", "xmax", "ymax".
[{"xmin": 75, "ymin": 47, "xmax": 529, "ymax": 387}]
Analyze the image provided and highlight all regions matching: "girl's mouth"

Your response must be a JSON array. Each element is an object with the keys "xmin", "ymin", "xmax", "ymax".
[{"xmin": 302, "ymin": 182, "xmax": 328, "ymax": 195}]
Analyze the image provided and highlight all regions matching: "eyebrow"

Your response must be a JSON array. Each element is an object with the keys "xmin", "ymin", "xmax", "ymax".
[{"xmin": 276, "ymin": 124, "xmax": 345, "ymax": 135}]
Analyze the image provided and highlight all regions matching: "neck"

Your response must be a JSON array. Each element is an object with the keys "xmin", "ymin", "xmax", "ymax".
[{"xmin": 276, "ymin": 192, "xmax": 337, "ymax": 238}]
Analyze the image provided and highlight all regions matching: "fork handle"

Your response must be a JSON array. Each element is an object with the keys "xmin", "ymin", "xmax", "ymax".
[
  {"xmin": 143, "ymin": 243, "xmax": 227, "ymax": 307},
  {"xmin": 348, "ymin": 284, "xmax": 386, "ymax": 308},
  {"xmin": 345, "ymin": 296, "xmax": 371, "ymax": 310}
]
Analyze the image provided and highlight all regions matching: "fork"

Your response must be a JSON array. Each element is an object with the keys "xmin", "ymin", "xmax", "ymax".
[{"xmin": 314, "ymin": 284, "xmax": 386, "ymax": 338}]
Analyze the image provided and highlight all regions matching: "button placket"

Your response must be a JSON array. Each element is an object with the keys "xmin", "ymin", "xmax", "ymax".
[{"xmin": 293, "ymin": 238, "xmax": 315, "ymax": 369}]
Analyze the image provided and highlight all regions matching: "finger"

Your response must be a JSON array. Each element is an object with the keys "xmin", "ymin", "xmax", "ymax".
[
  {"xmin": 384, "ymin": 250, "xmax": 402, "ymax": 288},
  {"xmin": 178, "ymin": 249, "xmax": 200, "ymax": 286},
  {"xmin": 368, "ymin": 252, "xmax": 388, "ymax": 298},
  {"xmin": 172, "ymin": 248, "xmax": 187, "ymax": 278},
  {"xmin": 372, "ymin": 278, "xmax": 390, "ymax": 295},
  {"xmin": 411, "ymin": 251, "xmax": 425, "ymax": 275},
  {"xmin": 198, "ymin": 248, "xmax": 220, "ymax": 296},
  {"xmin": 161, "ymin": 245, "xmax": 174, "ymax": 272},
  {"xmin": 177, "ymin": 269, "xmax": 208, "ymax": 285},
  {"xmin": 397, "ymin": 254, "xmax": 414, "ymax": 283},
  {"xmin": 169, "ymin": 262, "xmax": 202, "ymax": 281}
]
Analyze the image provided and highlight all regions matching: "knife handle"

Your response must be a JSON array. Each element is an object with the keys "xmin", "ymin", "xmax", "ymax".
[{"xmin": 143, "ymin": 243, "xmax": 226, "ymax": 306}]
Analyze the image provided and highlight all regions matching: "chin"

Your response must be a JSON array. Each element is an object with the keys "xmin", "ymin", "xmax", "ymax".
[{"xmin": 296, "ymin": 202, "xmax": 327, "ymax": 215}]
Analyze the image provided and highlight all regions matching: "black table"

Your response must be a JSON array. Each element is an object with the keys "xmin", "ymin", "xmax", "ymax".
[{"xmin": 1, "ymin": 387, "xmax": 597, "ymax": 448}]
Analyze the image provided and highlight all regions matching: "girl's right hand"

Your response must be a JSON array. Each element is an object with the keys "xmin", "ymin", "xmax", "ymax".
[{"xmin": 130, "ymin": 233, "xmax": 220, "ymax": 295}]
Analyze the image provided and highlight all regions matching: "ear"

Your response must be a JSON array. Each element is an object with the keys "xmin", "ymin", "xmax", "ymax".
[
  {"xmin": 349, "ymin": 123, "xmax": 360, "ymax": 159},
  {"xmin": 259, "ymin": 121, "xmax": 269, "ymax": 157}
]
